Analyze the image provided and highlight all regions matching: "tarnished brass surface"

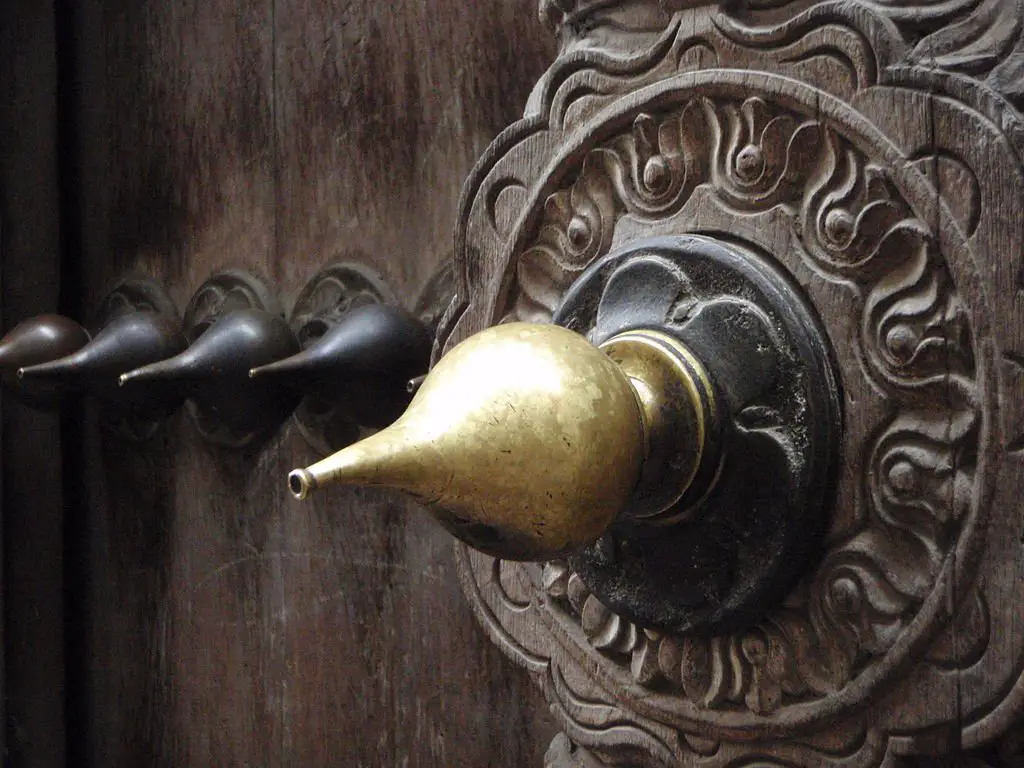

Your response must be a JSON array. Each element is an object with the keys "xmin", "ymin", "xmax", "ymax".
[
  {"xmin": 600, "ymin": 330, "xmax": 718, "ymax": 521},
  {"xmin": 289, "ymin": 323, "xmax": 715, "ymax": 561}
]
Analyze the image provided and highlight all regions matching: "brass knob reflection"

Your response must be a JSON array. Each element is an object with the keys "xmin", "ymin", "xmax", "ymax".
[{"xmin": 288, "ymin": 323, "xmax": 718, "ymax": 562}]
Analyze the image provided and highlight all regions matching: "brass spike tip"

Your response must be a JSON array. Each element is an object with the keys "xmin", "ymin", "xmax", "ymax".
[
  {"xmin": 17, "ymin": 360, "xmax": 74, "ymax": 380},
  {"xmin": 288, "ymin": 469, "xmax": 316, "ymax": 499},
  {"xmin": 247, "ymin": 358, "xmax": 290, "ymax": 380},
  {"xmin": 117, "ymin": 367, "xmax": 151, "ymax": 386}
]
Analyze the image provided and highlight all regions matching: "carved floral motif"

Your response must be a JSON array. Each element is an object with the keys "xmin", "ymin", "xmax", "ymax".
[
  {"xmin": 509, "ymin": 95, "xmax": 981, "ymax": 719},
  {"xmin": 446, "ymin": 0, "xmax": 1024, "ymax": 763}
]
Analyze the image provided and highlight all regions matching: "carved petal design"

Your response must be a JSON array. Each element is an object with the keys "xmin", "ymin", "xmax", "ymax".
[
  {"xmin": 729, "ymin": 0, "xmax": 1024, "ymax": 107},
  {"xmin": 450, "ymin": 5, "xmax": 1024, "ymax": 762}
]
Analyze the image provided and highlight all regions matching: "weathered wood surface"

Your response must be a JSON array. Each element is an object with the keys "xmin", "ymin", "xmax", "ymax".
[
  {"xmin": 0, "ymin": 3, "xmax": 65, "ymax": 767},
  {"xmin": 6, "ymin": 0, "xmax": 1024, "ymax": 765},
  {"xmin": 66, "ymin": 0, "xmax": 557, "ymax": 765}
]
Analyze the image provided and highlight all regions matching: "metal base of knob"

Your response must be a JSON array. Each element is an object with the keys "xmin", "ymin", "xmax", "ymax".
[
  {"xmin": 552, "ymin": 235, "xmax": 842, "ymax": 635},
  {"xmin": 599, "ymin": 329, "xmax": 721, "ymax": 523}
]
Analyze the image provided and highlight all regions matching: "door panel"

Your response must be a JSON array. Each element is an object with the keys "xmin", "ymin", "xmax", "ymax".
[
  {"xmin": 66, "ymin": 1, "xmax": 558, "ymax": 765},
  {"xmin": 5, "ymin": 1, "xmax": 1024, "ymax": 766}
]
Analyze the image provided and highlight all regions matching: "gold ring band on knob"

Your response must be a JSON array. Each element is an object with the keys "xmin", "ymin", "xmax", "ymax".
[{"xmin": 599, "ymin": 328, "xmax": 720, "ymax": 522}]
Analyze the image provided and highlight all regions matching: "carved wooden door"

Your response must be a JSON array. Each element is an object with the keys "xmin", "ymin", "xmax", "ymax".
[
  {"xmin": 2, "ymin": 1, "xmax": 558, "ymax": 766},
  {"xmin": 3, "ymin": 1, "xmax": 1024, "ymax": 767}
]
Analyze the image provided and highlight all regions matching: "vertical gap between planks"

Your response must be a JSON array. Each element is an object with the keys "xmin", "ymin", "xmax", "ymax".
[{"xmin": 55, "ymin": 0, "xmax": 86, "ymax": 763}]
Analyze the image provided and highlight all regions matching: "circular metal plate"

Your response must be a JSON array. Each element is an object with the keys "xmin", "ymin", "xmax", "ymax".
[{"xmin": 553, "ymin": 235, "xmax": 842, "ymax": 635}]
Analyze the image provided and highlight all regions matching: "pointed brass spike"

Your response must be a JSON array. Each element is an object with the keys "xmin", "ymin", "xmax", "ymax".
[
  {"xmin": 18, "ymin": 312, "xmax": 187, "ymax": 413},
  {"xmin": 248, "ymin": 303, "xmax": 431, "ymax": 427},
  {"xmin": 0, "ymin": 314, "xmax": 90, "ymax": 376},
  {"xmin": 121, "ymin": 309, "xmax": 298, "ymax": 385},
  {"xmin": 121, "ymin": 308, "xmax": 301, "ymax": 437},
  {"xmin": 288, "ymin": 323, "xmax": 720, "ymax": 561},
  {"xmin": 0, "ymin": 314, "xmax": 91, "ymax": 407}
]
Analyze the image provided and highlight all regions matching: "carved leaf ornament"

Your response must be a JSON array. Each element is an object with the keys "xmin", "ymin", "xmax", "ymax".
[{"xmin": 444, "ymin": 2, "xmax": 1024, "ymax": 765}]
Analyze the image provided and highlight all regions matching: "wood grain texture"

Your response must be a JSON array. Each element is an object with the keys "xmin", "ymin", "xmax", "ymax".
[
  {"xmin": 67, "ymin": 0, "xmax": 558, "ymax": 765},
  {"xmin": 32, "ymin": 0, "xmax": 1024, "ymax": 765},
  {"xmin": 0, "ymin": 3, "xmax": 65, "ymax": 766}
]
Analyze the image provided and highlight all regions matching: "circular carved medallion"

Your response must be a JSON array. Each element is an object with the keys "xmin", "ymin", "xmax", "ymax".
[
  {"xmin": 450, "ymin": 68, "xmax": 993, "ymax": 759},
  {"xmin": 552, "ymin": 235, "xmax": 842, "ymax": 637}
]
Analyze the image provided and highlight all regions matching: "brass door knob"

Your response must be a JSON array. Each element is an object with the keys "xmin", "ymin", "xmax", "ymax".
[
  {"xmin": 289, "ymin": 238, "xmax": 841, "ymax": 636},
  {"xmin": 288, "ymin": 322, "xmax": 718, "ymax": 561}
]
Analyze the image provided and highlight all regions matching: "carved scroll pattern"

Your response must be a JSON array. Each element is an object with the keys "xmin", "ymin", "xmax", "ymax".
[
  {"xmin": 440, "ymin": 1, "xmax": 1024, "ymax": 762},
  {"xmin": 504, "ymin": 96, "xmax": 981, "ymax": 719},
  {"xmin": 737, "ymin": 0, "xmax": 1024, "ymax": 108},
  {"xmin": 441, "ymin": 0, "xmax": 1023, "ymax": 357}
]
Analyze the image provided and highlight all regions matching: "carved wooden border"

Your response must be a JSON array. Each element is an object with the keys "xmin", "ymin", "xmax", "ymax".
[{"xmin": 441, "ymin": 3, "xmax": 1024, "ymax": 765}]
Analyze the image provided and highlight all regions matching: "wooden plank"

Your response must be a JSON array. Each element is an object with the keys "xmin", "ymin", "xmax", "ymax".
[
  {"xmin": 0, "ymin": 2, "xmax": 66, "ymax": 766},
  {"xmin": 271, "ymin": 2, "xmax": 558, "ymax": 763},
  {"xmin": 69, "ymin": 0, "xmax": 560, "ymax": 764},
  {"xmin": 70, "ymin": 0, "xmax": 278, "ymax": 764}
]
